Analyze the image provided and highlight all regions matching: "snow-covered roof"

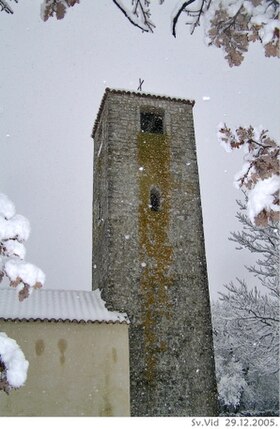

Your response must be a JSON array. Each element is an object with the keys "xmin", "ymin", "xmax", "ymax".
[
  {"xmin": 92, "ymin": 87, "xmax": 195, "ymax": 137},
  {"xmin": 0, "ymin": 289, "xmax": 129, "ymax": 324}
]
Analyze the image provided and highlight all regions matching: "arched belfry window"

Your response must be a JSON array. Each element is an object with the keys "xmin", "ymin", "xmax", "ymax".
[{"xmin": 150, "ymin": 187, "xmax": 161, "ymax": 212}]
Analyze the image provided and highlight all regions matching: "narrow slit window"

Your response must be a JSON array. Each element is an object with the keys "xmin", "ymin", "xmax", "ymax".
[
  {"xmin": 141, "ymin": 112, "xmax": 164, "ymax": 134},
  {"xmin": 150, "ymin": 188, "xmax": 161, "ymax": 212}
]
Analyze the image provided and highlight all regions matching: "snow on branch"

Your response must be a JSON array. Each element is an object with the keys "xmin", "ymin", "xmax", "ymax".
[
  {"xmin": 220, "ymin": 280, "xmax": 279, "ymax": 326},
  {"xmin": 170, "ymin": 0, "xmax": 279, "ymax": 66},
  {"xmin": 205, "ymin": 0, "xmax": 280, "ymax": 67},
  {"xmin": 218, "ymin": 124, "xmax": 280, "ymax": 226},
  {"xmin": 3, "ymin": 0, "xmax": 278, "ymax": 67},
  {"xmin": 41, "ymin": 0, "xmax": 80, "ymax": 21},
  {"xmin": 212, "ymin": 295, "xmax": 279, "ymax": 412},
  {"xmin": 0, "ymin": 332, "xmax": 29, "ymax": 393},
  {"xmin": 218, "ymin": 279, "xmax": 279, "ymax": 373},
  {"xmin": 0, "ymin": 193, "xmax": 45, "ymax": 301},
  {"xmin": 230, "ymin": 198, "xmax": 279, "ymax": 298},
  {"xmin": 0, "ymin": 193, "xmax": 44, "ymax": 393},
  {"xmin": 213, "ymin": 193, "xmax": 279, "ymax": 412}
]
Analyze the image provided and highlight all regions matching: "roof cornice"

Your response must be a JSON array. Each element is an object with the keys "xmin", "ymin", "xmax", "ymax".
[{"xmin": 91, "ymin": 87, "xmax": 195, "ymax": 138}]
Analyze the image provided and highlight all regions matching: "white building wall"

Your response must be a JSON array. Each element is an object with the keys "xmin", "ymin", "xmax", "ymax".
[{"xmin": 0, "ymin": 321, "xmax": 130, "ymax": 416}]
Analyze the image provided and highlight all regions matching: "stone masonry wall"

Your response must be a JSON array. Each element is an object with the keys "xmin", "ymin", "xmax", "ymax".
[{"xmin": 92, "ymin": 89, "xmax": 218, "ymax": 416}]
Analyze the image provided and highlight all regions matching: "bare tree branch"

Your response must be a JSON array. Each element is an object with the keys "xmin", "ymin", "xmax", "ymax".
[
  {"xmin": 112, "ymin": 0, "xmax": 154, "ymax": 33},
  {"xmin": 172, "ymin": 0, "xmax": 196, "ymax": 37}
]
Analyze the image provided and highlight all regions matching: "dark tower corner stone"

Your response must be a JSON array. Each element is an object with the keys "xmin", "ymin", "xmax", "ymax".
[{"xmin": 91, "ymin": 88, "xmax": 218, "ymax": 416}]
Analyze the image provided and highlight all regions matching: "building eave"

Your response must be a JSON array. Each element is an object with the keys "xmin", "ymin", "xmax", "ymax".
[{"xmin": 0, "ymin": 289, "xmax": 129, "ymax": 324}]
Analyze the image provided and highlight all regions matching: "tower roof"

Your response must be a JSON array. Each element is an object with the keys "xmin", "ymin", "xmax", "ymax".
[{"xmin": 92, "ymin": 88, "xmax": 195, "ymax": 138}]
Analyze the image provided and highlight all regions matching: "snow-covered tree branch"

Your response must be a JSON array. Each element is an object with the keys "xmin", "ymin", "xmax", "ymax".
[
  {"xmin": 221, "ymin": 280, "xmax": 279, "ymax": 343},
  {"xmin": 2, "ymin": 0, "xmax": 279, "ymax": 67},
  {"xmin": 0, "ymin": 332, "xmax": 29, "ymax": 394},
  {"xmin": 205, "ymin": 0, "xmax": 279, "ymax": 67},
  {"xmin": 0, "ymin": 193, "xmax": 45, "ymax": 393},
  {"xmin": 212, "ymin": 298, "xmax": 279, "ymax": 414},
  {"xmin": 40, "ymin": 0, "xmax": 80, "ymax": 21},
  {"xmin": 218, "ymin": 125, "xmax": 280, "ymax": 226},
  {"xmin": 212, "ymin": 196, "xmax": 279, "ymax": 414},
  {"xmin": 230, "ymin": 198, "xmax": 279, "ymax": 297},
  {"xmin": 0, "ymin": 193, "xmax": 45, "ymax": 301},
  {"xmin": 212, "ymin": 300, "xmax": 251, "ymax": 412},
  {"xmin": 220, "ymin": 196, "xmax": 279, "ymax": 363},
  {"xmin": 40, "ymin": 0, "xmax": 280, "ymax": 66}
]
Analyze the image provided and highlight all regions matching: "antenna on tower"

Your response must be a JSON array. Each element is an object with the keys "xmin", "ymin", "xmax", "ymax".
[{"xmin": 137, "ymin": 78, "xmax": 144, "ymax": 91}]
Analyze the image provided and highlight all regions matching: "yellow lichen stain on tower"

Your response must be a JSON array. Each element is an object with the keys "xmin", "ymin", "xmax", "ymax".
[{"xmin": 137, "ymin": 133, "xmax": 174, "ymax": 383}]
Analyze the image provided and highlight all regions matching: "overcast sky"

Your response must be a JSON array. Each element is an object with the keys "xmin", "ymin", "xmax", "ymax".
[{"xmin": 0, "ymin": 1, "xmax": 279, "ymax": 301}]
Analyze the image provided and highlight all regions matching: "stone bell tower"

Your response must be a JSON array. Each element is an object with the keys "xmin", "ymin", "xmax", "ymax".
[{"xmin": 91, "ymin": 88, "xmax": 218, "ymax": 416}]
